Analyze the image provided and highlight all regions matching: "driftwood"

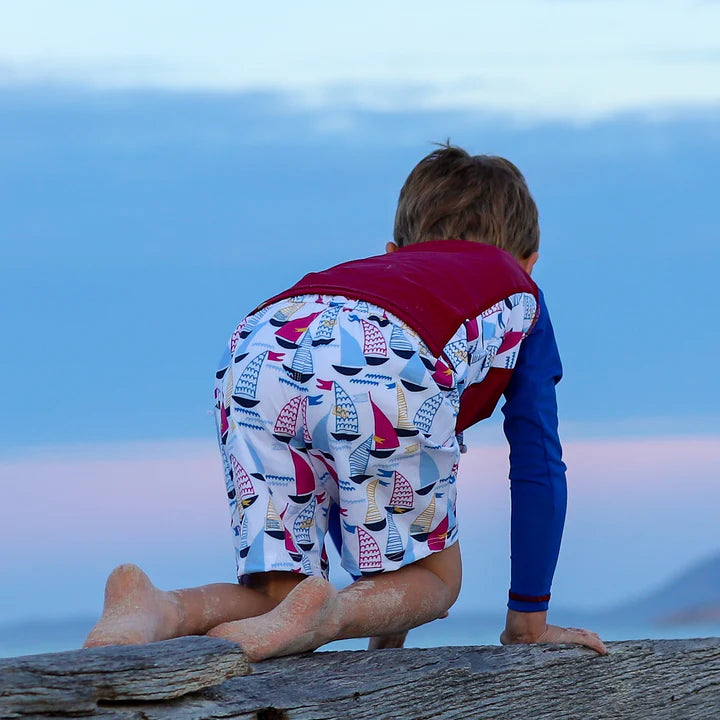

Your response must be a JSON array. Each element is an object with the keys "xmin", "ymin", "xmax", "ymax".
[{"xmin": 1, "ymin": 636, "xmax": 719, "ymax": 719}]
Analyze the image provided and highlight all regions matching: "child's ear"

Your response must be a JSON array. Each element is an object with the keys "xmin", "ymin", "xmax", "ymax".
[
  {"xmin": 520, "ymin": 251, "xmax": 539, "ymax": 275},
  {"xmin": 386, "ymin": 242, "xmax": 399, "ymax": 254}
]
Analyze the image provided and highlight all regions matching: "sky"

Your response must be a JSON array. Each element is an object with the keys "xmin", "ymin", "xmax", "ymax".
[
  {"xmin": 3, "ymin": 434, "xmax": 720, "ymax": 624},
  {"xmin": 1, "ymin": 1, "xmax": 720, "ymax": 119},
  {"xmin": 1, "ymin": 1, "xmax": 719, "ymax": 630}
]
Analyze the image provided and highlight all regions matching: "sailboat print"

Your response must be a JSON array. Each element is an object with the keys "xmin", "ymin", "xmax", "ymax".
[
  {"xmin": 220, "ymin": 447, "xmax": 235, "ymax": 503},
  {"xmin": 384, "ymin": 513, "xmax": 405, "ymax": 562},
  {"xmin": 394, "ymin": 384, "xmax": 418, "ymax": 437},
  {"xmin": 482, "ymin": 344, "xmax": 498, "ymax": 370},
  {"xmin": 230, "ymin": 320, "xmax": 247, "ymax": 349},
  {"xmin": 238, "ymin": 516, "xmax": 251, "ymax": 558},
  {"xmin": 331, "ymin": 325, "xmax": 366, "ymax": 376},
  {"xmin": 363, "ymin": 479, "xmax": 387, "ymax": 531},
  {"xmin": 282, "ymin": 330, "xmax": 315, "ymax": 383},
  {"xmin": 413, "ymin": 392, "xmax": 443, "ymax": 436},
  {"xmin": 498, "ymin": 330, "xmax": 523, "ymax": 353},
  {"xmin": 389, "ymin": 325, "xmax": 415, "ymax": 359},
  {"xmin": 272, "ymin": 395, "xmax": 305, "ymax": 443},
  {"xmin": 239, "ymin": 310, "xmax": 262, "ymax": 338},
  {"xmin": 284, "ymin": 528, "xmax": 303, "ymax": 562},
  {"xmin": 311, "ymin": 449, "xmax": 339, "ymax": 487},
  {"xmin": 361, "ymin": 319, "xmax": 389, "ymax": 365},
  {"xmin": 444, "ymin": 500, "xmax": 458, "ymax": 546},
  {"xmin": 222, "ymin": 360, "xmax": 236, "ymax": 441},
  {"xmin": 330, "ymin": 383, "xmax": 361, "ymax": 441},
  {"xmin": 382, "ymin": 470, "xmax": 415, "ymax": 513},
  {"xmin": 357, "ymin": 526, "xmax": 383, "ymax": 575},
  {"xmin": 349, "ymin": 436, "xmax": 372, "ymax": 483},
  {"xmin": 444, "ymin": 340, "xmax": 468, "ymax": 370},
  {"xmin": 264, "ymin": 496, "xmax": 285, "ymax": 540},
  {"xmin": 230, "ymin": 454, "xmax": 259, "ymax": 508},
  {"xmin": 416, "ymin": 451, "xmax": 438, "ymax": 496},
  {"xmin": 427, "ymin": 513, "xmax": 449, "ymax": 552},
  {"xmin": 215, "ymin": 347, "xmax": 230, "ymax": 380},
  {"xmin": 464, "ymin": 316, "xmax": 479, "ymax": 344},
  {"xmin": 409, "ymin": 493, "xmax": 437, "ymax": 542},
  {"xmin": 269, "ymin": 301, "xmax": 304, "ymax": 327},
  {"xmin": 432, "ymin": 357, "xmax": 454, "ymax": 391},
  {"xmin": 287, "ymin": 446, "xmax": 316, "ymax": 504},
  {"xmin": 368, "ymin": 311, "xmax": 390, "ymax": 327},
  {"xmin": 216, "ymin": 386, "xmax": 230, "ymax": 446},
  {"xmin": 312, "ymin": 303, "xmax": 342, "ymax": 346},
  {"xmin": 293, "ymin": 496, "xmax": 316, "ymax": 551},
  {"xmin": 232, "ymin": 350, "xmax": 283, "ymax": 408},
  {"xmin": 277, "ymin": 505, "xmax": 302, "ymax": 562},
  {"xmin": 400, "ymin": 353, "xmax": 429, "ymax": 393},
  {"xmin": 368, "ymin": 393, "xmax": 400, "ymax": 459},
  {"xmin": 301, "ymin": 396, "xmax": 314, "ymax": 447},
  {"xmin": 274, "ymin": 312, "xmax": 322, "ymax": 349},
  {"xmin": 418, "ymin": 341, "xmax": 436, "ymax": 371},
  {"xmin": 448, "ymin": 387, "xmax": 460, "ymax": 415}
]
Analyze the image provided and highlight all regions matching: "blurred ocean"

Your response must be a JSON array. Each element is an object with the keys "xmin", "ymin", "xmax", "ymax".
[
  {"xmin": 4, "ymin": 553, "xmax": 719, "ymax": 659},
  {"xmin": 2, "ymin": 612, "xmax": 719, "ymax": 660}
]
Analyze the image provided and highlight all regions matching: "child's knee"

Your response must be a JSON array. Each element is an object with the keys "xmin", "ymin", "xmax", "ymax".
[
  {"xmin": 416, "ymin": 542, "xmax": 462, "ymax": 610},
  {"xmin": 242, "ymin": 571, "xmax": 307, "ymax": 607}
]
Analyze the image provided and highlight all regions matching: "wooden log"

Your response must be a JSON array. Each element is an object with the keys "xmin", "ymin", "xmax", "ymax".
[
  {"xmin": 1, "ymin": 636, "xmax": 719, "ymax": 719},
  {"xmin": 0, "ymin": 636, "xmax": 249, "ymax": 717}
]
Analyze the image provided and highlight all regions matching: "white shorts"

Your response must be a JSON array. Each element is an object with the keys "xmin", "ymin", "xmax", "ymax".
[{"xmin": 214, "ymin": 295, "xmax": 462, "ymax": 580}]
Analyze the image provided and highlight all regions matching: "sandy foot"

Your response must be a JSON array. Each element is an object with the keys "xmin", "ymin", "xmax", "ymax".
[
  {"xmin": 207, "ymin": 576, "xmax": 338, "ymax": 662},
  {"xmin": 83, "ymin": 564, "xmax": 182, "ymax": 648}
]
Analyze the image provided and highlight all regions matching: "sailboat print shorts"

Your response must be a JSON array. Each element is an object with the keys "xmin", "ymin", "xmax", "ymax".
[{"xmin": 213, "ymin": 293, "xmax": 533, "ymax": 581}]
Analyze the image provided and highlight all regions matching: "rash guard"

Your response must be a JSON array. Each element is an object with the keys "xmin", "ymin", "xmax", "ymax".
[{"xmin": 503, "ymin": 289, "xmax": 567, "ymax": 612}]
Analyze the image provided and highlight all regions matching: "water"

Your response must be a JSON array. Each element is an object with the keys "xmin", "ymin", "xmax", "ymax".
[{"xmin": 2, "ymin": 614, "xmax": 719, "ymax": 660}]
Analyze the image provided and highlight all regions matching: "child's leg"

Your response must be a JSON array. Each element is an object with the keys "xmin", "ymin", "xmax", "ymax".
[
  {"xmin": 83, "ymin": 564, "xmax": 305, "ymax": 647},
  {"xmin": 207, "ymin": 542, "xmax": 461, "ymax": 661},
  {"xmin": 367, "ymin": 631, "xmax": 408, "ymax": 650}
]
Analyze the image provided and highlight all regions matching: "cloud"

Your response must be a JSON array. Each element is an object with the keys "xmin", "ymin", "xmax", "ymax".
[
  {"xmin": 1, "ymin": 1, "xmax": 719, "ymax": 120},
  {"xmin": 456, "ymin": 434, "xmax": 720, "ymax": 611},
  {"xmin": 1, "ymin": 433, "xmax": 718, "ymax": 621}
]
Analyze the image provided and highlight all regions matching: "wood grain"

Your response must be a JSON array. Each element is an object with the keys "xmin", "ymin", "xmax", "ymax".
[{"xmin": 1, "ymin": 636, "xmax": 718, "ymax": 719}]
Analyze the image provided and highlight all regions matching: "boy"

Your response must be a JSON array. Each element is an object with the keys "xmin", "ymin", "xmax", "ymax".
[{"xmin": 85, "ymin": 146, "xmax": 607, "ymax": 660}]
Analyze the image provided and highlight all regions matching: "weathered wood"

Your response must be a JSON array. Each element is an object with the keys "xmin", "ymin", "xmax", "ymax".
[
  {"xmin": 0, "ymin": 636, "xmax": 250, "ymax": 718},
  {"xmin": 1, "ymin": 636, "xmax": 719, "ymax": 719}
]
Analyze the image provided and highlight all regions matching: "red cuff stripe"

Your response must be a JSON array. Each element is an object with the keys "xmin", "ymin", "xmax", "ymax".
[{"xmin": 509, "ymin": 591, "xmax": 551, "ymax": 603}]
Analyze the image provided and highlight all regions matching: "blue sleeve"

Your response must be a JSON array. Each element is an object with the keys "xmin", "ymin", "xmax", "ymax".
[{"xmin": 501, "ymin": 289, "xmax": 567, "ymax": 612}]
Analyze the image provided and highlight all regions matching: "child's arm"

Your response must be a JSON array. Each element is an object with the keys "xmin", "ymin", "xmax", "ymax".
[{"xmin": 500, "ymin": 290, "xmax": 607, "ymax": 655}]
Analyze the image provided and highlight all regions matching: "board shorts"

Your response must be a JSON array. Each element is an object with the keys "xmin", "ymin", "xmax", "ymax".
[{"xmin": 213, "ymin": 293, "xmax": 530, "ymax": 581}]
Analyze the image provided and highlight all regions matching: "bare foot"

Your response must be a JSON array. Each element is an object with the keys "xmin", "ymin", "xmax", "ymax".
[
  {"xmin": 207, "ymin": 576, "xmax": 338, "ymax": 662},
  {"xmin": 83, "ymin": 564, "xmax": 182, "ymax": 647}
]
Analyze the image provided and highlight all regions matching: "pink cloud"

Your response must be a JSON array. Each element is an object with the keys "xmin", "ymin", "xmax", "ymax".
[
  {"xmin": 456, "ymin": 435, "xmax": 720, "ymax": 609},
  {"xmin": 1, "ymin": 434, "xmax": 718, "ymax": 618}
]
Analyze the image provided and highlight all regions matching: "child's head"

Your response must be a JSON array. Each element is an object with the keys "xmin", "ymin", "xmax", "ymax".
[{"xmin": 393, "ymin": 144, "xmax": 539, "ymax": 261}]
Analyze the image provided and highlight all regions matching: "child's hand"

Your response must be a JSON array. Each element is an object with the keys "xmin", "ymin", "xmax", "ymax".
[{"xmin": 500, "ymin": 609, "xmax": 608, "ymax": 655}]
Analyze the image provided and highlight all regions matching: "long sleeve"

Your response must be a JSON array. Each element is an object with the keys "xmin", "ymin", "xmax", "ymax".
[{"xmin": 501, "ymin": 289, "xmax": 567, "ymax": 612}]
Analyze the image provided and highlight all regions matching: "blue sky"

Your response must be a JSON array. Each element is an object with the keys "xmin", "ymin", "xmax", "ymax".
[
  {"xmin": 2, "ymin": 91, "xmax": 718, "ymax": 449},
  {"xmin": 1, "ymin": 1, "xmax": 719, "ymax": 628}
]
